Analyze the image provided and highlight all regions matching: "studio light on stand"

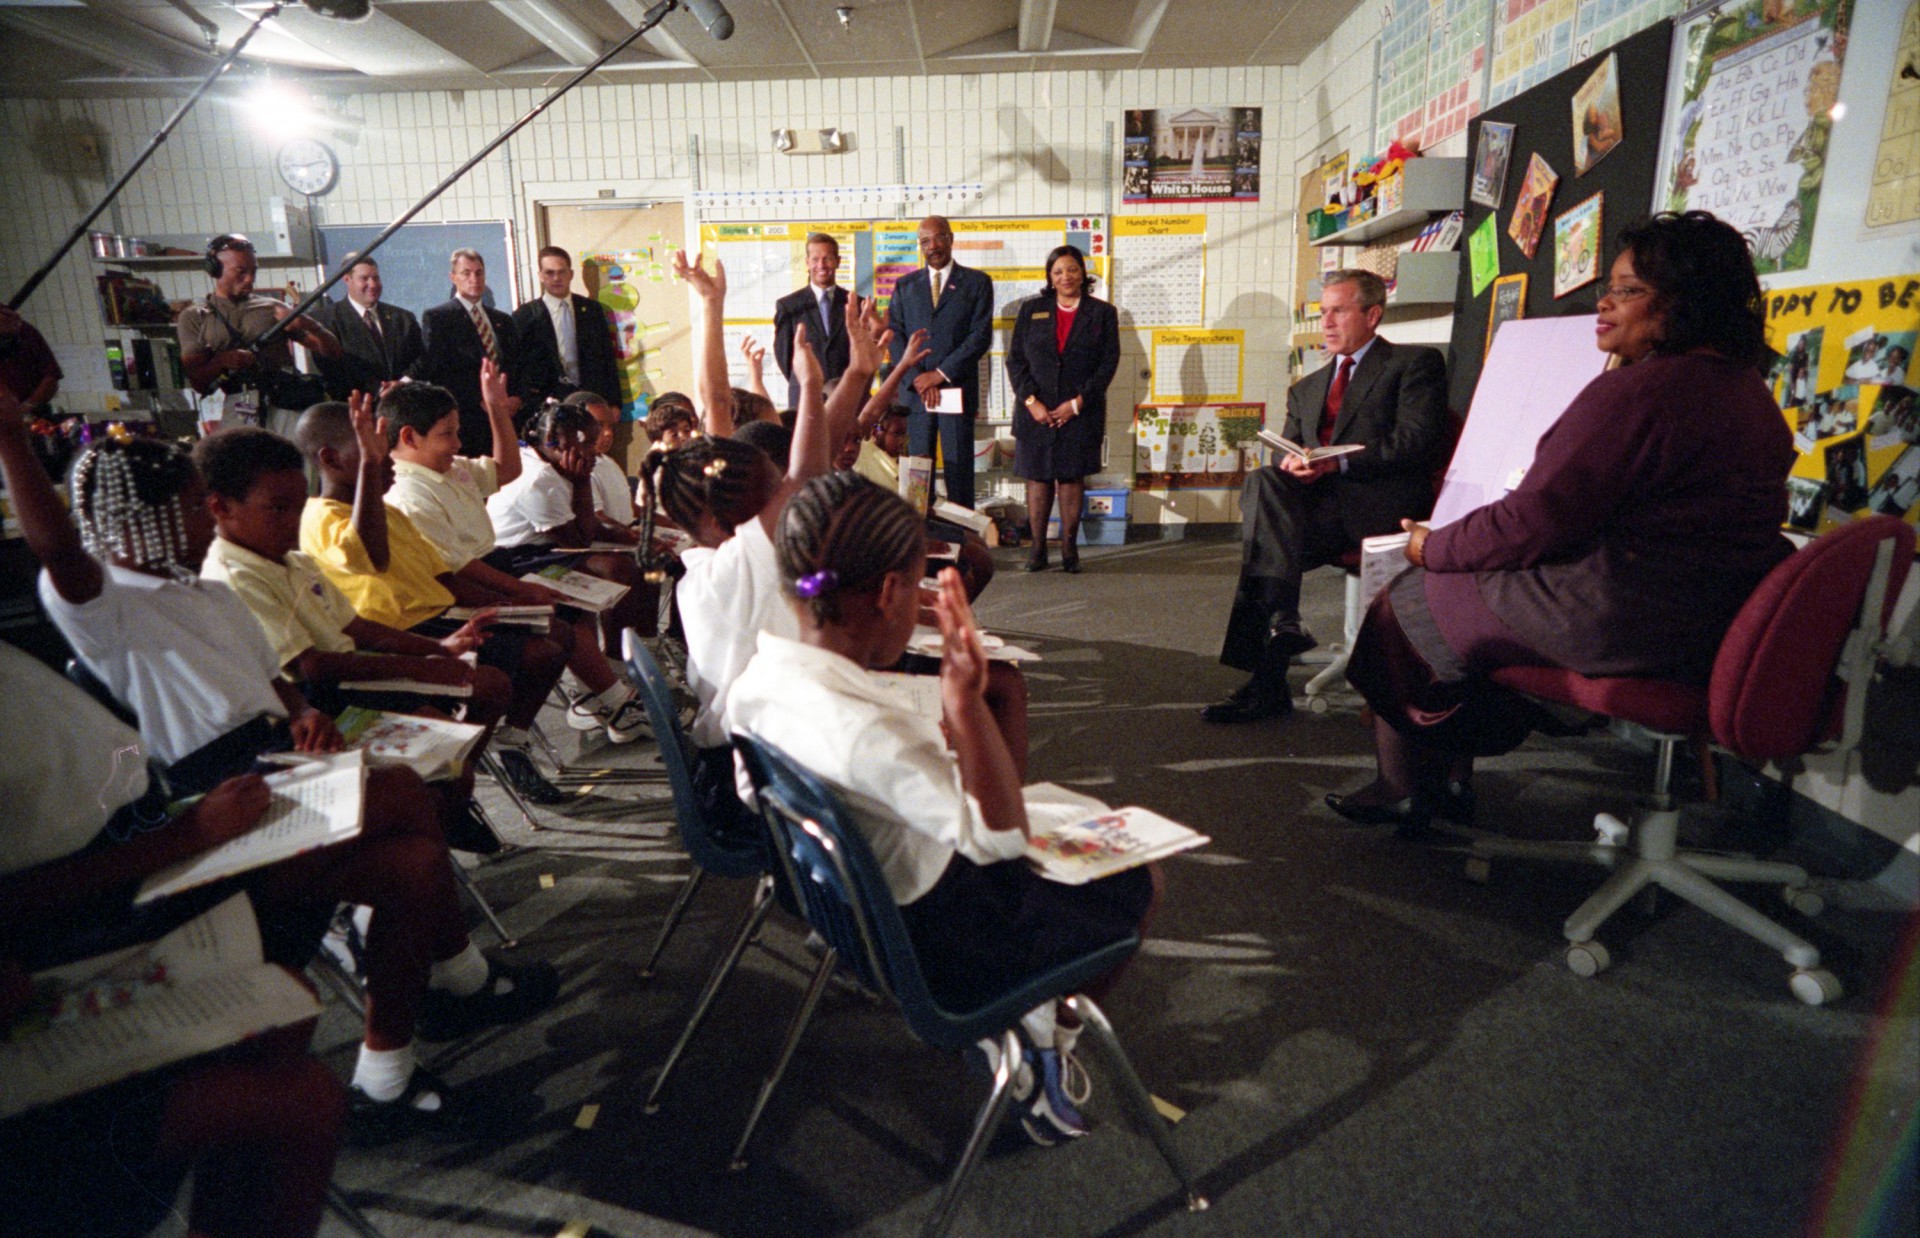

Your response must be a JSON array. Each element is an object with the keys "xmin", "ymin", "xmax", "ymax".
[{"xmin": 7, "ymin": 0, "xmax": 372, "ymax": 310}]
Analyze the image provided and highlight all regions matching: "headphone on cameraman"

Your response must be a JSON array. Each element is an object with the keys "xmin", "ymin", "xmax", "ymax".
[{"xmin": 203, "ymin": 234, "xmax": 255, "ymax": 279}]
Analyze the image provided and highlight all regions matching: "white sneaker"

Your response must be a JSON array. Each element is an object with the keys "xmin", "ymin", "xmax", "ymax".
[
  {"xmin": 565, "ymin": 692, "xmax": 606, "ymax": 732},
  {"xmin": 602, "ymin": 691, "xmax": 649, "ymax": 744}
]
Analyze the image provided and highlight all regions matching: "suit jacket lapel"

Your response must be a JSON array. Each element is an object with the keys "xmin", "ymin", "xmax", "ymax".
[{"xmin": 1329, "ymin": 339, "xmax": 1390, "ymax": 444}]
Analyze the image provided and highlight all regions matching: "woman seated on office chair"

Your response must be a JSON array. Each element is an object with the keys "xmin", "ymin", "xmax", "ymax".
[{"xmin": 1329, "ymin": 210, "xmax": 1796, "ymax": 833}]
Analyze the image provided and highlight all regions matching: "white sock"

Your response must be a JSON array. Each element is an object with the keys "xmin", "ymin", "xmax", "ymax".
[
  {"xmin": 1020, "ymin": 1002, "xmax": 1057, "ymax": 1052},
  {"xmin": 1054, "ymin": 1002, "xmax": 1081, "ymax": 1057},
  {"xmin": 495, "ymin": 725, "xmax": 529, "ymax": 749},
  {"xmin": 352, "ymin": 1042, "xmax": 439, "ymax": 1109},
  {"xmin": 428, "ymin": 942, "xmax": 491, "ymax": 996},
  {"xmin": 594, "ymin": 683, "xmax": 632, "ymax": 711}
]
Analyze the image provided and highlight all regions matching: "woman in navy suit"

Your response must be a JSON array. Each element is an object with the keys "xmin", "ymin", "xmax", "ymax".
[{"xmin": 1007, "ymin": 245, "xmax": 1120, "ymax": 573}]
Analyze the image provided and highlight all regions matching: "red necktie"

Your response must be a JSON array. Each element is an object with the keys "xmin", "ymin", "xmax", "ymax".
[{"xmin": 1320, "ymin": 356, "xmax": 1353, "ymax": 446}]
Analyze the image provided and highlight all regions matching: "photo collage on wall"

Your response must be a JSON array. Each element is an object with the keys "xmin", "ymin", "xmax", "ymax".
[
  {"xmin": 1123, "ymin": 107, "xmax": 1262, "ymax": 203},
  {"xmin": 1764, "ymin": 275, "xmax": 1920, "ymax": 533}
]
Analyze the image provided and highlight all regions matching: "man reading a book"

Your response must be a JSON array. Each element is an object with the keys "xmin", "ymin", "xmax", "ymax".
[{"xmin": 1202, "ymin": 269, "xmax": 1448, "ymax": 724}]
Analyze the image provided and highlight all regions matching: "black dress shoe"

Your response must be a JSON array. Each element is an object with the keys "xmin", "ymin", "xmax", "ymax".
[
  {"xmin": 1200, "ymin": 681, "xmax": 1294, "ymax": 724},
  {"xmin": 1434, "ymin": 781, "xmax": 1476, "ymax": 825},
  {"xmin": 1023, "ymin": 550, "xmax": 1049, "ymax": 572},
  {"xmin": 495, "ymin": 747, "xmax": 565, "ymax": 806},
  {"xmin": 1061, "ymin": 550, "xmax": 1081, "ymax": 574},
  {"xmin": 1324, "ymin": 791, "xmax": 1432, "ymax": 833}
]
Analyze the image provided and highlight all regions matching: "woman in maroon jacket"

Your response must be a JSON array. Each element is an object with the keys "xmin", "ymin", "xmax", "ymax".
[{"xmin": 1331, "ymin": 212, "xmax": 1794, "ymax": 830}]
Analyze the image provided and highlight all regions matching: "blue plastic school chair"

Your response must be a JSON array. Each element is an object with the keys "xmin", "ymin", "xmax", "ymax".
[
  {"xmin": 624, "ymin": 637, "xmax": 781, "ymax": 1114},
  {"xmin": 731, "ymin": 733, "xmax": 1208, "ymax": 1238}
]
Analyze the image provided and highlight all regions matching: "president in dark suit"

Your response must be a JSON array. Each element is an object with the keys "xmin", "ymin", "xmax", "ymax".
[
  {"xmin": 316, "ymin": 256, "xmax": 422, "ymax": 398},
  {"xmin": 886, "ymin": 215, "xmax": 994, "ymax": 508},
  {"xmin": 1203, "ymin": 268, "xmax": 1448, "ymax": 724},
  {"xmin": 410, "ymin": 247, "xmax": 523, "ymax": 453},
  {"xmin": 511, "ymin": 245, "xmax": 623, "ymax": 407},
  {"xmin": 771, "ymin": 232, "xmax": 850, "ymax": 409}
]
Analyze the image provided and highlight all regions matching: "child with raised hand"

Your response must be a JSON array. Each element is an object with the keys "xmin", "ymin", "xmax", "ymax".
[
  {"xmin": 724, "ymin": 471, "xmax": 1156, "ymax": 1147},
  {"xmin": 294, "ymin": 394, "xmax": 569, "ymax": 806},
  {"xmin": 383, "ymin": 377, "xmax": 648, "ymax": 745},
  {"xmin": 0, "ymin": 394, "xmax": 558, "ymax": 1143}
]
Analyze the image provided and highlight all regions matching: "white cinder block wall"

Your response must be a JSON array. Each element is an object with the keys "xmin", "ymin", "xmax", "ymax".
[{"xmin": 0, "ymin": 65, "xmax": 1300, "ymax": 461}]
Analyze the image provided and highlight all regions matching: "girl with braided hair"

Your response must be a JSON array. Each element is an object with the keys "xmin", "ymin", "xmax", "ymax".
[{"xmin": 726, "ymin": 470, "xmax": 1157, "ymax": 1148}]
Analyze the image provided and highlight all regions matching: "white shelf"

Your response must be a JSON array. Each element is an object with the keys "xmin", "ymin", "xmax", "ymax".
[{"xmin": 1310, "ymin": 157, "xmax": 1466, "ymax": 248}]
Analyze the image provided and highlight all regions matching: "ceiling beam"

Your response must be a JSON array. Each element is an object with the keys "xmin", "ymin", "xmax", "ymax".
[
  {"xmin": 489, "ymin": 0, "xmax": 602, "ymax": 66},
  {"xmin": 1124, "ymin": 0, "xmax": 1172, "ymax": 53},
  {"xmin": 264, "ymin": 5, "xmax": 482, "ymax": 77},
  {"xmin": 1017, "ymin": 0, "xmax": 1056, "ymax": 53},
  {"xmin": 602, "ymin": 0, "xmax": 705, "ymax": 75},
  {"xmin": 0, "ymin": 8, "xmax": 181, "ymax": 77}
]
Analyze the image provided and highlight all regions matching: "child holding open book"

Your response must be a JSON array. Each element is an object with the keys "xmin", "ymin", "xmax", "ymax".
[{"xmin": 724, "ymin": 471, "xmax": 1158, "ymax": 1147}]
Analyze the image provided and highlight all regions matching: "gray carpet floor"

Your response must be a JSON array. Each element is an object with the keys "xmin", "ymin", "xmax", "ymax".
[{"xmin": 298, "ymin": 535, "xmax": 1916, "ymax": 1238}]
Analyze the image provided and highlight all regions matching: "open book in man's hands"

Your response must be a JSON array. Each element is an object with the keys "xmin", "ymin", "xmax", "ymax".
[
  {"xmin": 1021, "ymin": 783, "xmax": 1209, "ymax": 885},
  {"xmin": 0, "ymin": 893, "xmax": 321, "ymax": 1118},
  {"xmin": 1258, "ymin": 429, "xmax": 1365, "ymax": 464}
]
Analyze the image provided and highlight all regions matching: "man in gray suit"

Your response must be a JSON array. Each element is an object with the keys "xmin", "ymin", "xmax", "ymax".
[
  {"xmin": 316, "ymin": 257, "xmax": 422, "ymax": 399},
  {"xmin": 885, "ymin": 215, "xmax": 994, "ymax": 508},
  {"xmin": 1203, "ymin": 268, "xmax": 1448, "ymax": 724}
]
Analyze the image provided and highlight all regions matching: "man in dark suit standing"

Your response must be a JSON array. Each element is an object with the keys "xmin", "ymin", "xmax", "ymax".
[
  {"xmin": 411, "ymin": 248, "xmax": 523, "ymax": 453},
  {"xmin": 771, "ymin": 232, "xmax": 850, "ymax": 410},
  {"xmin": 511, "ymin": 246, "xmax": 623, "ymax": 408},
  {"xmin": 886, "ymin": 215, "xmax": 994, "ymax": 508},
  {"xmin": 1203, "ymin": 268, "xmax": 1448, "ymax": 723},
  {"xmin": 316, "ymin": 256, "xmax": 422, "ymax": 398}
]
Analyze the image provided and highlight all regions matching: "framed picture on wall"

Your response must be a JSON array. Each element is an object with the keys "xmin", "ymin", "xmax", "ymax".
[
  {"xmin": 1471, "ymin": 121, "xmax": 1516, "ymax": 208},
  {"xmin": 1553, "ymin": 191, "xmax": 1603, "ymax": 298},
  {"xmin": 1509, "ymin": 153, "xmax": 1559, "ymax": 259},
  {"xmin": 1485, "ymin": 273, "xmax": 1529, "ymax": 358}
]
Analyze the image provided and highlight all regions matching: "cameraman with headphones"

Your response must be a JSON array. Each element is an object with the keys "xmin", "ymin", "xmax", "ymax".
[{"xmin": 178, "ymin": 233, "xmax": 341, "ymax": 432}]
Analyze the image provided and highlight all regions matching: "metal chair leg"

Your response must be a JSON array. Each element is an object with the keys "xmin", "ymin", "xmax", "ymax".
[
  {"xmin": 921, "ymin": 1028, "xmax": 1025, "ymax": 1238},
  {"xmin": 326, "ymin": 1183, "xmax": 387, "ymax": 1238},
  {"xmin": 640, "ymin": 867, "xmax": 705, "ymax": 979},
  {"xmin": 1066, "ymin": 995, "xmax": 1210, "ymax": 1214},
  {"xmin": 450, "ymin": 855, "xmax": 518, "ymax": 949},
  {"xmin": 644, "ymin": 875, "xmax": 775, "ymax": 1114},
  {"xmin": 308, "ymin": 951, "xmax": 365, "ymax": 1021},
  {"xmin": 477, "ymin": 752, "xmax": 542, "ymax": 832},
  {"xmin": 728, "ymin": 946, "xmax": 837, "ymax": 1171}
]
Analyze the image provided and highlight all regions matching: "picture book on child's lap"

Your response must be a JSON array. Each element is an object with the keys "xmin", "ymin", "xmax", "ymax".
[
  {"xmin": 521, "ymin": 565, "xmax": 630, "ymax": 612},
  {"xmin": 1021, "ymin": 783, "xmax": 1209, "ymax": 885},
  {"xmin": 444, "ymin": 604, "xmax": 553, "ymax": 633},
  {"xmin": 0, "ymin": 893, "xmax": 321, "ymax": 1119},
  {"xmin": 1258, "ymin": 429, "xmax": 1365, "ymax": 465},
  {"xmin": 135, "ymin": 751, "xmax": 367, "ymax": 904},
  {"xmin": 332, "ymin": 706, "xmax": 485, "ymax": 782}
]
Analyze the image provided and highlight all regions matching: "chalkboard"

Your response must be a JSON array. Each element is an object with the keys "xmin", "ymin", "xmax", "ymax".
[
  {"xmin": 317, "ymin": 221, "xmax": 518, "ymax": 320},
  {"xmin": 1445, "ymin": 20, "xmax": 1674, "ymax": 412}
]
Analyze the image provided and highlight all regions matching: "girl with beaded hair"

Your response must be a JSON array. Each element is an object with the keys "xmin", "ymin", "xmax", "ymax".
[
  {"xmin": 725, "ymin": 470, "xmax": 1158, "ymax": 1147},
  {"xmin": 69, "ymin": 433, "xmax": 208, "ymax": 582}
]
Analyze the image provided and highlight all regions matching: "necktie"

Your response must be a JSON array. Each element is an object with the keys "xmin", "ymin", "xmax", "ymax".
[
  {"xmin": 1320, "ymin": 356, "xmax": 1353, "ymax": 446},
  {"xmin": 362, "ymin": 305, "xmax": 384, "ymax": 352},
  {"xmin": 470, "ymin": 302, "xmax": 501, "ymax": 366},
  {"xmin": 819, "ymin": 291, "xmax": 833, "ymax": 340},
  {"xmin": 930, "ymin": 268, "xmax": 943, "ymax": 309}
]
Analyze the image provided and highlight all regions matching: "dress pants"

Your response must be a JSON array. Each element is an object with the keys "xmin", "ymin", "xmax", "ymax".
[
  {"xmin": 1219, "ymin": 466, "xmax": 1382, "ymax": 684},
  {"xmin": 907, "ymin": 407, "xmax": 976, "ymax": 509}
]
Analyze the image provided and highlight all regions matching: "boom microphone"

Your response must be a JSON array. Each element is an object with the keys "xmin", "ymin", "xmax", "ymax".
[{"xmin": 681, "ymin": 0, "xmax": 734, "ymax": 40}]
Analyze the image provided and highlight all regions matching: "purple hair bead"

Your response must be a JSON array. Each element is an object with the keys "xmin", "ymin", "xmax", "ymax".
[{"xmin": 794, "ymin": 569, "xmax": 839, "ymax": 599}]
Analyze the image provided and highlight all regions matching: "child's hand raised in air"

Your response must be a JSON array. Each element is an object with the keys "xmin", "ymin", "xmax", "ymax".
[
  {"xmin": 933, "ymin": 566, "xmax": 989, "ymax": 710},
  {"xmin": 897, "ymin": 327, "xmax": 932, "ymax": 375},
  {"xmin": 673, "ymin": 250, "xmax": 727, "ymax": 302},
  {"xmin": 846, "ymin": 295, "xmax": 892, "ymax": 373},
  {"xmin": 348, "ymin": 389, "xmax": 389, "ymax": 465},
  {"xmin": 739, "ymin": 334, "xmax": 767, "ymax": 376},
  {"xmin": 791, "ymin": 320, "xmax": 823, "ymax": 394}
]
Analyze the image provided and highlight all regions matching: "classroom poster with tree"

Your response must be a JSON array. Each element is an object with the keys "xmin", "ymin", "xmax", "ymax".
[{"xmin": 1656, "ymin": 0, "xmax": 1856, "ymax": 275}]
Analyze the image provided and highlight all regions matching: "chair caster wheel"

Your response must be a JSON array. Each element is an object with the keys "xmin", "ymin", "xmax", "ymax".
[
  {"xmin": 1565, "ymin": 940, "xmax": 1611, "ymax": 977},
  {"xmin": 1305, "ymin": 694, "xmax": 1329, "ymax": 714},
  {"xmin": 1783, "ymin": 885, "xmax": 1825, "ymax": 917},
  {"xmin": 1463, "ymin": 856, "xmax": 1491, "ymax": 884},
  {"xmin": 1790, "ymin": 968, "xmax": 1842, "ymax": 1006}
]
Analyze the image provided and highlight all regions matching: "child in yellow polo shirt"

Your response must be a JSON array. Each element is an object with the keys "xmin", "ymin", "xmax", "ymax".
[{"xmin": 294, "ymin": 396, "xmax": 570, "ymax": 804}]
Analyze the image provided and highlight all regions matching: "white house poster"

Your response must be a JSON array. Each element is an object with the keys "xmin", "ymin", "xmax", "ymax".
[{"xmin": 1123, "ymin": 107, "xmax": 1263, "ymax": 204}]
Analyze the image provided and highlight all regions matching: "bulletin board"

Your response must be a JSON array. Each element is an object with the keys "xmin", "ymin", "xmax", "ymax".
[
  {"xmin": 1132, "ymin": 403, "xmax": 1267, "ymax": 488},
  {"xmin": 1444, "ymin": 19, "xmax": 1675, "ymax": 412},
  {"xmin": 1763, "ymin": 274, "xmax": 1920, "ymax": 532}
]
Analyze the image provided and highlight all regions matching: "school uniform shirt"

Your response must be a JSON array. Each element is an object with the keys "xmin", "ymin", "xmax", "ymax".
[
  {"xmin": 590, "ymin": 454, "xmax": 636, "ymax": 526},
  {"xmin": 36, "ymin": 563, "xmax": 287, "ymax": 766},
  {"xmin": 725, "ymin": 632, "xmax": 1028, "ymax": 904},
  {"xmin": 200, "ymin": 536, "xmax": 358, "ymax": 671},
  {"xmin": 300, "ymin": 497, "xmax": 455, "ymax": 631},
  {"xmin": 675, "ymin": 517, "xmax": 800, "ymax": 748},
  {"xmin": 0, "ymin": 642, "xmax": 153, "ymax": 876},
  {"xmin": 488, "ymin": 446, "xmax": 575, "ymax": 549},
  {"xmin": 387, "ymin": 455, "xmax": 500, "ymax": 571}
]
